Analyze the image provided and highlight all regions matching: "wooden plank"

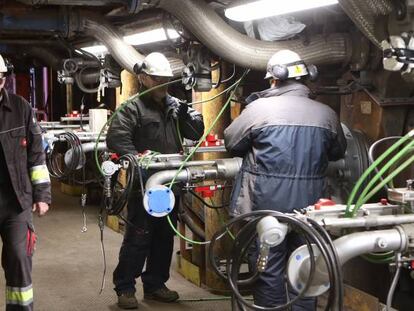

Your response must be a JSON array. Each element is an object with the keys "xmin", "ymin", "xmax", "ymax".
[{"xmin": 176, "ymin": 251, "xmax": 201, "ymax": 287}]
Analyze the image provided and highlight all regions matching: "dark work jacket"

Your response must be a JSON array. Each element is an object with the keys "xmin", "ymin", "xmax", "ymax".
[
  {"xmin": 106, "ymin": 93, "xmax": 204, "ymax": 155},
  {"xmin": 0, "ymin": 89, "xmax": 51, "ymax": 210},
  {"xmin": 224, "ymin": 81, "xmax": 347, "ymax": 216}
]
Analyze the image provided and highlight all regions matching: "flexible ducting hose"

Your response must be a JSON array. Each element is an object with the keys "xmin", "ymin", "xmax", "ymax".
[
  {"xmin": 81, "ymin": 11, "xmax": 145, "ymax": 74},
  {"xmin": 159, "ymin": 0, "xmax": 351, "ymax": 70},
  {"xmin": 338, "ymin": 0, "xmax": 393, "ymax": 48}
]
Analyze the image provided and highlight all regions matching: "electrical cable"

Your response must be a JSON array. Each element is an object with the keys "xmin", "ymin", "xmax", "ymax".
[
  {"xmin": 164, "ymin": 70, "xmax": 249, "ymax": 246},
  {"xmin": 106, "ymin": 153, "xmax": 136, "ymax": 215},
  {"xmin": 189, "ymin": 189, "xmax": 229, "ymax": 209},
  {"xmin": 386, "ymin": 253, "xmax": 401, "ymax": 311},
  {"xmin": 221, "ymin": 64, "xmax": 236, "ymax": 84},
  {"xmin": 208, "ymin": 211, "xmax": 342, "ymax": 311},
  {"xmin": 47, "ymin": 132, "xmax": 84, "ymax": 179},
  {"xmin": 75, "ymin": 66, "xmax": 101, "ymax": 94}
]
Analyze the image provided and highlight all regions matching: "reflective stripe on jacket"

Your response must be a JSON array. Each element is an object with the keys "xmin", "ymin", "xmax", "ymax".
[{"xmin": 0, "ymin": 90, "xmax": 51, "ymax": 210}]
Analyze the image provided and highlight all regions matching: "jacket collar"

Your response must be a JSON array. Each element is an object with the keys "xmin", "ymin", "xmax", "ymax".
[
  {"xmin": 0, "ymin": 89, "xmax": 12, "ymax": 111},
  {"xmin": 245, "ymin": 80, "xmax": 310, "ymax": 104}
]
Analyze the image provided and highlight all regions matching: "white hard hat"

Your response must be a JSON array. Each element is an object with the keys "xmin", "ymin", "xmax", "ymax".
[
  {"xmin": 265, "ymin": 49, "xmax": 308, "ymax": 80},
  {"xmin": 141, "ymin": 52, "xmax": 173, "ymax": 77},
  {"xmin": 0, "ymin": 54, "xmax": 7, "ymax": 73}
]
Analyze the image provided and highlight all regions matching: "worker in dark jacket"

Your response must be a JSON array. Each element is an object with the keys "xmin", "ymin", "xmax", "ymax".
[
  {"xmin": 106, "ymin": 52, "xmax": 204, "ymax": 310},
  {"xmin": 0, "ymin": 54, "xmax": 51, "ymax": 311},
  {"xmin": 224, "ymin": 50, "xmax": 346, "ymax": 310}
]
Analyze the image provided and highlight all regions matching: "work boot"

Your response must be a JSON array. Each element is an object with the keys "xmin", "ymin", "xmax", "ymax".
[
  {"xmin": 144, "ymin": 286, "xmax": 179, "ymax": 303},
  {"xmin": 117, "ymin": 292, "xmax": 139, "ymax": 309}
]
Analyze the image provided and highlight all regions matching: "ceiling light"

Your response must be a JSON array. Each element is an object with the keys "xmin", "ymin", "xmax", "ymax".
[
  {"xmin": 81, "ymin": 45, "xmax": 108, "ymax": 55},
  {"xmin": 81, "ymin": 28, "xmax": 180, "ymax": 56},
  {"xmin": 124, "ymin": 28, "xmax": 180, "ymax": 45},
  {"xmin": 225, "ymin": 0, "xmax": 338, "ymax": 22}
]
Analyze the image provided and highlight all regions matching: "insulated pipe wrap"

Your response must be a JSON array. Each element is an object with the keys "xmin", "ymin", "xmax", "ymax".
[
  {"xmin": 81, "ymin": 12, "xmax": 145, "ymax": 74},
  {"xmin": 159, "ymin": 0, "xmax": 351, "ymax": 70},
  {"xmin": 338, "ymin": 0, "xmax": 393, "ymax": 48}
]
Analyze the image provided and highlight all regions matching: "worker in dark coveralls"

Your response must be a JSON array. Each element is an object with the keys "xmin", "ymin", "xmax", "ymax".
[
  {"xmin": 224, "ymin": 49, "xmax": 347, "ymax": 310},
  {"xmin": 0, "ymin": 53, "xmax": 51, "ymax": 311},
  {"xmin": 106, "ymin": 52, "xmax": 204, "ymax": 309}
]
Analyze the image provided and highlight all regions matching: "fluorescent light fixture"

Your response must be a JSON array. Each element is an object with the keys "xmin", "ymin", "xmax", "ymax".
[
  {"xmin": 225, "ymin": 0, "xmax": 338, "ymax": 22},
  {"xmin": 81, "ymin": 45, "xmax": 108, "ymax": 55},
  {"xmin": 81, "ymin": 28, "xmax": 180, "ymax": 56},
  {"xmin": 124, "ymin": 28, "xmax": 180, "ymax": 45}
]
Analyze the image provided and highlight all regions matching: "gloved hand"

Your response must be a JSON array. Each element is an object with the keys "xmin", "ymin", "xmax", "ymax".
[{"xmin": 176, "ymin": 102, "xmax": 189, "ymax": 119}]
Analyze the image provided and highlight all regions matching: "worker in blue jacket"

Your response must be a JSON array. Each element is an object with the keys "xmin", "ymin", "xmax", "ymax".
[{"xmin": 224, "ymin": 50, "xmax": 347, "ymax": 310}]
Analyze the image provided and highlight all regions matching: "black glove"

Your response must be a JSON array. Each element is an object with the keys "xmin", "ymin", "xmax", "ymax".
[{"xmin": 176, "ymin": 102, "xmax": 189, "ymax": 119}]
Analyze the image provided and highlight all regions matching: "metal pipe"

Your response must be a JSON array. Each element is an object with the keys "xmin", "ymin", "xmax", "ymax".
[
  {"xmin": 322, "ymin": 214, "xmax": 414, "ymax": 228},
  {"xmin": 15, "ymin": 0, "xmax": 141, "ymax": 13},
  {"xmin": 64, "ymin": 142, "xmax": 107, "ymax": 166},
  {"xmin": 297, "ymin": 229, "xmax": 406, "ymax": 290},
  {"xmin": 146, "ymin": 169, "xmax": 191, "ymax": 190},
  {"xmin": 147, "ymin": 160, "xmax": 216, "ymax": 170},
  {"xmin": 159, "ymin": 0, "xmax": 351, "ymax": 70},
  {"xmin": 0, "ymin": 7, "xmax": 145, "ymax": 74}
]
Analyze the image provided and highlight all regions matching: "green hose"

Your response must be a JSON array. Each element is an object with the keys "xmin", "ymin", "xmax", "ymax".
[
  {"xmin": 167, "ymin": 70, "xmax": 249, "ymax": 190},
  {"xmin": 354, "ymin": 154, "xmax": 414, "ymax": 213},
  {"xmin": 352, "ymin": 139, "xmax": 414, "ymax": 215},
  {"xmin": 345, "ymin": 131, "xmax": 414, "ymax": 217},
  {"xmin": 166, "ymin": 70, "xmax": 249, "ymax": 245}
]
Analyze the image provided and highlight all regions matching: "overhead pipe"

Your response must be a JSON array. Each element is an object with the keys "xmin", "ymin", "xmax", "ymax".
[
  {"xmin": 338, "ymin": 0, "xmax": 394, "ymax": 48},
  {"xmin": 15, "ymin": 0, "xmax": 142, "ymax": 13},
  {"xmin": 159, "ymin": 0, "xmax": 352, "ymax": 70},
  {"xmin": 80, "ymin": 11, "xmax": 145, "ymax": 74},
  {"xmin": 0, "ymin": 7, "xmax": 144, "ymax": 74}
]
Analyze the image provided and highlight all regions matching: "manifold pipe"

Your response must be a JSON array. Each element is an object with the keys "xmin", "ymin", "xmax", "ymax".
[
  {"xmin": 146, "ymin": 160, "xmax": 216, "ymax": 170},
  {"xmin": 294, "ymin": 228, "xmax": 406, "ymax": 294},
  {"xmin": 145, "ymin": 167, "xmax": 219, "ymax": 191},
  {"xmin": 64, "ymin": 142, "xmax": 107, "ymax": 167},
  {"xmin": 322, "ymin": 214, "xmax": 414, "ymax": 228},
  {"xmin": 159, "ymin": 0, "xmax": 351, "ymax": 70},
  {"xmin": 145, "ymin": 157, "xmax": 242, "ymax": 191}
]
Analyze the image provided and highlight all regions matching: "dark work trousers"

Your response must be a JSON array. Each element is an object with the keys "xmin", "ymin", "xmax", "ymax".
[
  {"xmin": 0, "ymin": 187, "xmax": 35, "ymax": 311},
  {"xmin": 113, "ymin": 190, "xmax": 178, "ymax": 295},
  {"xmin": 248, "ymin": 232, "xmax": 316, "ymax": 311}
]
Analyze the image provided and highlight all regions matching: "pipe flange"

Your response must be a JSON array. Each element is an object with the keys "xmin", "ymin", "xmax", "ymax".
[
  {"xmin": 287, "ymin": 244, "xmax": 330, "ymax": 297},
  {"xmin": 396, "ymin": 224, "xmax": 410, "ymax": 251},
  {"xmin": 143, "ymin": 185, "xmax": 175, "ymax": 217}
]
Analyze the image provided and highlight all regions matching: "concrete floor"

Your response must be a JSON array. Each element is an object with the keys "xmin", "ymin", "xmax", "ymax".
[{"xmin": 0, "ymin": 185, "xmax": 232, "ymax": 311}]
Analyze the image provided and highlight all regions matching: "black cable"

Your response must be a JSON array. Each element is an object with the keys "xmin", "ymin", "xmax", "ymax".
[
  {"xmin": 47, "ymin": 132, "xmax": 84, "ymax": 179},
  {"xmin": 228, "ymin": 213, "xmax": 317, "ymax": 311},
  {"xmin": 306, "ymin": 217, "xmax": 344, "ymax": 311},
  {"xmin": 221, "ymin": 64, "xmax": 236, "ymax": 84},
  {"xmin": 209, "ymin": 211, "xmax": 342, "ymax": 311},
  {"xmin": 106, "ymin": 154, "xmax": 136, "ymax": 215},
  {"xmin": 188, "ymin": 189, "xmax": 229, "ymax": 209},
  {"xmin": 98, "ymin": 200, "xmax": 107, "ymax": 294},
  {"xmin": 75, "ymin": 66, "xmax": 101, "ymax": 94}
]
